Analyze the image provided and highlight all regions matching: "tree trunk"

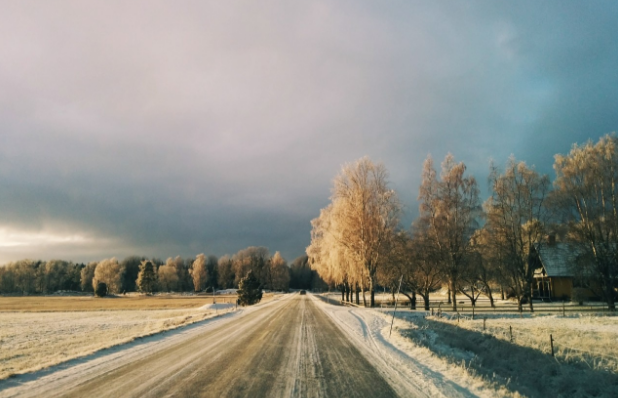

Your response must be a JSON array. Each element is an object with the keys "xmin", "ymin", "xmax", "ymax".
[
  {"xmin": 362, "ymin": 287, "xmax": 367, "ymax": 307},
  {"xmin": 369, "ymin": 276, "xmax": 375, "ymax": 307},
  {"xmin": 450, "ymin": 279, "xmax": 457, "ymax": 311},
  {"xmin": 411, "ymin": 290, "xmax": 417, "ymax": 310},
  {"xmin": 483, "ymin": 282, "xmax": 495, "ymax": 308},
  {"xmin": 501, "ymin": 286, "xmax": 505, "ymax": 300},
  {"xmin": 422, "ymin": 293, "xmax": 430, "ymax": 310},
  {"xmin": 605, "ymin": 277, "xmax": 616, "ymax": 311},
  {"xmin": 345, "ymin": 283, "xmax": 350, "ymax": 302},
  {"xmin": 355, "ymin": 284, "xmax": 360, "ymax": 305},
  {"xmin": 447, "ymin": 286, "xmax": 452, "ymax": 304},
  {"xmin": 341, "ymin": 286, "xmax": 344, "ymax": 302}
]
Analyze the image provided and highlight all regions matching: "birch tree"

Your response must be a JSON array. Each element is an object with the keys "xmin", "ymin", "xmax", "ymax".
[
  {"xmin": 308, "ymin": 157, "xmax": 400, "ymax": 307},
  {"xmin": 484, "ymin": 157, "xmax": 550, "ymax": 311},
  {"xmin": 553, "ymin": 134, "xmax": 618, "ymax": 311},
  {"xmin": 93, "ymin": 258, "xmax": 123, "ymax": 294},
  {"xmin": 418, "ymin": 154, "xmax": 480, "ymax": 311},
  {"xmin": 190, "ymin": 253, "xmax": 208, "ymax": 292}
]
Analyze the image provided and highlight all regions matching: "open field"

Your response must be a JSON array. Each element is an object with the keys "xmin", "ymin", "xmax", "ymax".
[
  {"xmin": 0, "ymin": 306, "xmax": 237, "ymax": 380},
  {"xmin": 0, "ymin": 294, "xmax": 240, "ymax": 312},
  {"xmin": 0, "ymin": 293, "xmax": 282, "ymax": 379},
  {"xmin": 0, "ymin": 293, "xmax": 283, "ymax": 380}
]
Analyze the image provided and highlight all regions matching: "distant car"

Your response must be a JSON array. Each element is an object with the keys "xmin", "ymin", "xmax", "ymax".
[{"xmin": 299, "ymin": 290, "xmax": 306, "ymax": 295}]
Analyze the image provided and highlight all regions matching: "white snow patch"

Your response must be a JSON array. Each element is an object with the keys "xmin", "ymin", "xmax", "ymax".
[
  {"xmin": 198, "ymin": 302, "xmax": 236, "ymax": 311},
  {"xmin": 311, "ymin": 294, "xmax": 505, "ymax": 398}
]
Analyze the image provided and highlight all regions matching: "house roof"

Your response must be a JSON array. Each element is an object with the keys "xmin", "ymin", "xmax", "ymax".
[{"xmin": 533, "ymin": 243, "xmax": 580, "ymax": 278}]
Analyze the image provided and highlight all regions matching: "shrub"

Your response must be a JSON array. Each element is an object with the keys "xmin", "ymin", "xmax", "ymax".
[
  {"xmin": 237, "ymin": 271, "xmax": 262, "ymax": 306},
  {"xmin": 571, "ymin": 288, "xmax": 587, "ymax": 305},
  {"xmin": 94, "ymin": 282, "xmax": 107, "ymax": 297}
]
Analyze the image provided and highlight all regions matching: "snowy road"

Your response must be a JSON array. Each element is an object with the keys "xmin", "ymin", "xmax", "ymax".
[{"xmin": 0, "ymin": 294, "xmax": 419, "ymax": 398}]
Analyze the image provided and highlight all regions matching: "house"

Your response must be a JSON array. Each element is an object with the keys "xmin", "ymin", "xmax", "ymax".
[{"xmin": 532, "ymin": 242, "xmax": 587, "ymax": 301}]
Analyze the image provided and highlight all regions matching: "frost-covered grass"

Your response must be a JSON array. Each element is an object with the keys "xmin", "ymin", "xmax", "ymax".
[
  {"xmin": 432, "ymin": 313, "xmax": 618, "ymax": 373},
  {"xmin": 323, "ymin": 292, "xmax": 618, "ymax": 397},
  {"xmin": 0, "ymin": 307, "xmax": 230, "ymax": 379},
  {"xmin": 393, "ymin": 310, "xmax": 618, "ymax": 397}
]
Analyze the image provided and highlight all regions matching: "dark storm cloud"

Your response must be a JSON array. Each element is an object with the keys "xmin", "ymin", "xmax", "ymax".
[{"xmin": 1, "ymin": 1, "xmax": 617, "ymax": 263}]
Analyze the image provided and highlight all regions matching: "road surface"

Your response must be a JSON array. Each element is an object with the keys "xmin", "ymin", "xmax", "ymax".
[{"xmin": 0, "ymin": 294, "xmax": 404, "ymax": 397}]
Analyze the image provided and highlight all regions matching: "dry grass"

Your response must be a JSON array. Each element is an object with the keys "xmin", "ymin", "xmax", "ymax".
[{"xmin": 0, "ymin": 294, "xmax": 239, "ymax": 312}]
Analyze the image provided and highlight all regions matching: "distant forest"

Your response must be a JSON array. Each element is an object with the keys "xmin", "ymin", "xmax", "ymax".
[{"xmin": 0, "ymin": 247, "xmax": 326, "ymax": 295}]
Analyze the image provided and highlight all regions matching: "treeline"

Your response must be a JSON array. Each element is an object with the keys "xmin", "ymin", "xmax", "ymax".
[
  {"xmin": 307, "ymin": 133, "xmax": 618, "ymax": 311},
  {"xmin": 0, "ymin": 247, "xmax": 324, "ymax": 295}
]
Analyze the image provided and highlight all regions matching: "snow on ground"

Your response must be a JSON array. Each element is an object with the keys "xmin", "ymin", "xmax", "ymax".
[
  {"xmin": 0, "ymin": 307, "xmax": 227, "ymax": 380},
  {"xmin": 198, "ymin": 302, "xmax": 236, "ymax": 311},
  {"xmin": 315, "ymin": 293, "xmax": 618, "ymax": 398},
  {"xmin": 310, "ymin": 294, "xmax": 492, "ymax": 398},
  {"xmin": 0, "ymin": 293, "xmax": 290, "ymax": 392},
  {"xmin": 216, "ymin": 289, "xmax": 238, "ymax": 295}
]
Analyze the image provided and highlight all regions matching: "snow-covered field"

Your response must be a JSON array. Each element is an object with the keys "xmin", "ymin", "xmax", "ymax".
[
  {"xmin": 314, "ymin": 293, "xmax": 618, "ymax": 398},
  {"xmin": 0, "ymin": 307, "xmax": 234, "ymax": 380}
]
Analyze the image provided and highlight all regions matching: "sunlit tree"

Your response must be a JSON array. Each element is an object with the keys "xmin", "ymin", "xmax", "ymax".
[
  {"xmin": 418, "ymin": 154, "xmax": 480, "ymax": 311},
  {"xmin": 484, "ymin": 157, "xmax": 550, "ymax": 311},
  {"xmin": 553, "ymin": 134, "xmax": 618, "ymax": 310},
  {"xmin": 190, "ymin": 254, "xmax": 208, "ymax": 292},
  {"xmin": 93, "ymin": 258, "xmax": 123, "ymax": 294},
  {"xmin": 308, "ymin": 157, "xmax": 400, "ymax": 307}
]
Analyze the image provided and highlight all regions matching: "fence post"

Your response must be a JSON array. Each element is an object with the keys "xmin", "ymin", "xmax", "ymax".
[
  {"xmin": 389, "ymin": 275, "xmax": 403, "ymax": 338},
  {"xmin": 510, "ymin": 325, "xmax": 513, "ymax": 342},
  {"xmin": 550, "ymin": 334, "xmax": 554, "ymax": 356},
  {"xmin": 472, "ymin": 305, "xmax": 475, "ymax": 320}
]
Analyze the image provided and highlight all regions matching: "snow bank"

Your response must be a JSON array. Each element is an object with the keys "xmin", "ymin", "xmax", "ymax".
[{"xmin": 198, "ymin": 302, "xmax": 236, "ymax": 311}]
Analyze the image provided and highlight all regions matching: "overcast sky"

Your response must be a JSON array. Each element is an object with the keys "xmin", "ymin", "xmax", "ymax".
[{"xmin": 1, "ymin": 1, "xmax": 618, "ymax": 264}]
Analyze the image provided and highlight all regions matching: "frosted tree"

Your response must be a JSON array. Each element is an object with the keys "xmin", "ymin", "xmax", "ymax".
[
  {"xmin": 269, "ymin": 252, "xmax": 290, "ymax": 291},
  {"xmin": 157, "ymin": 262, "xmax": 179, "ymax": 292},
  {"xmin": 217, "ymin": 255, "xmax": 235, "ymax": 289},
  {"xmin": 308, "ymin": 157, "xmax": 400, "ymax": 307},
  {"xmin": 484, "ymin": 157, "xmax": 550, "ymax": 311},
  {"xmin": 80, "ymin": 262, "xmax": 97, "ymax": 292},
  {"xmin": 419, "ymin": 154, "xmax": 480, "ymax": 311},
  {"xmin": 44, "ymin": 260, "xmax": 69, "ymax": 293},
  {"xmin": 307, "ymin": 204, "xmax": 352, "ymax": 301},
  {"xmin": 553, "ymin": 134, "xmax": 618, "ymax": 311},
  {"xmin": 190, "ymin": 254, "xmax": 208, "ymax": 292},
  {"xmin": 390, "ymin": 224, "xmax": 444, "ymax": 311},
  {"xmin": 93, "ymin": 258, "xmax": 123, "ymax": 294},
  {"xmin": 232, "ymin": 247, "xmax": 269, "ymax": 287}
]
